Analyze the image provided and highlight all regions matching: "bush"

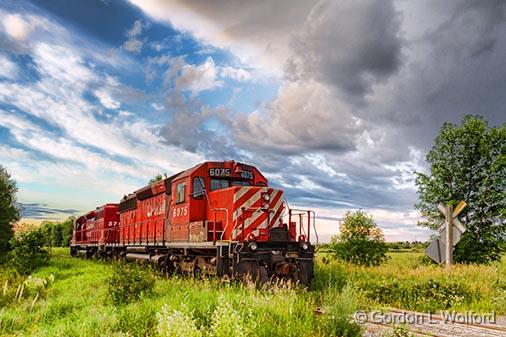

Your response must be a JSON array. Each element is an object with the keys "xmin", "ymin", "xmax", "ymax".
[
  {"xmin": 107, "ymin": 262, "xmax": 155, "ymax": 305},
  {"xmin": 8, "ymin": 228, "xmax": 50, "ymax": 275},
  {"xmin": 330, "ymin": 210, "xmax": 389, "ymax": 266}
]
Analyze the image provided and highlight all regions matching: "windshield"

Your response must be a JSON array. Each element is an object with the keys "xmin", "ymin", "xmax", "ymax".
[{"xmin": 210, "ymin": 179, "xmax": 251, "ymax": 191}]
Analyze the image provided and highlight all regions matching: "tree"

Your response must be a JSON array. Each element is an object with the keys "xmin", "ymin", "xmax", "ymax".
[
  {"xmin": 149, "ymin": 174, "xmax": 164, "ymax": 185},
  {"xmin": 330, "ymin": 210, "xmax": 389, "ymax": 266},
  {"xmin": 0, "ymin": 165, "xmax": 20, "ymax": 263},
  {"xmin": 61, "ymin": 216, "xmax": 75, "ymax": 246},
  {"xmin": 415, "ymin": 115, "xmax": 506, "ymax": 264},
  {"xmin": 40, "ymin": 216, "xmax": 75, "ymax": 247},
  {"xmin": 8, "ymin": 228, "xmax": 50, "ymax": 275}
]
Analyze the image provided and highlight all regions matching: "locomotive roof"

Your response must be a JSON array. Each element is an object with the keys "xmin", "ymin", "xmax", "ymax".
[
  {"xmin": 120, "ymin": 160, "xmax": 264, "ymax": 203},
  {"xmin": 76, "ymin": 203, "xmax": 118, "ymax": 222},
  {"xmin": 171, "ymin": 160, "xmax": 265, "ymax": 180}
]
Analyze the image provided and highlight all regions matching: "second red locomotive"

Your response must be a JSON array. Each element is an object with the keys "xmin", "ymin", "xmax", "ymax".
[{"xmin": 71, "ymin": 161, "xmax": 315, "ymax": 284}]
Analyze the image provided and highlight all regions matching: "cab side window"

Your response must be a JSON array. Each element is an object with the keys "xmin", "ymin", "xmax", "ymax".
[
  {"xmin": 192, "ymin": 177, "xmax": 205, "ymax": 199},
  {"xmin": 176, "ymin": 182, "xmax": 186, "ymax": 203}
]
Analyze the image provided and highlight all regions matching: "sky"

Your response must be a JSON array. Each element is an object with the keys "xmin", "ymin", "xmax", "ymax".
[{"xmin": 0, "ymin": 0, "xmax": 505, "ymax": 242}]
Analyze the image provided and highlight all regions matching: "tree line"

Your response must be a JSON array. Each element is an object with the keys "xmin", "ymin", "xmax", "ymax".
[{"xmin": 38, "ymin": 217, "xmax": 75, "ymax": 247}]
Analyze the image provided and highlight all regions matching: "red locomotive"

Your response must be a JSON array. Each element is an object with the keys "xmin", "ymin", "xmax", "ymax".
[{"xmin": 71, "ymin": 161, "xmax": 315, "ymax": 284}]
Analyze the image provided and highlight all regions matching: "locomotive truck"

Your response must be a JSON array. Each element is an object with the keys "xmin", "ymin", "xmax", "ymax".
[{"xmin": 71, "ymin": 161, "xmax": 316, "ymax": 285}]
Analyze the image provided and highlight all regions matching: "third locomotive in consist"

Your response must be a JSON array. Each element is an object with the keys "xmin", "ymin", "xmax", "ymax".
[{"xmin": 71, "ymin": 161, "xmax": 316, "ymax": 285}]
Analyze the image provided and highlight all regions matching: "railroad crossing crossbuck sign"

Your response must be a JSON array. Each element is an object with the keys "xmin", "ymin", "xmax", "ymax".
[{"xmin": 425, "ymin": 200, "xmax": 467, "ymax": 265}]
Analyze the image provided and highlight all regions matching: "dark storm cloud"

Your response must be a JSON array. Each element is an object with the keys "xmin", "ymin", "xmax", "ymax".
[
  {"xmin": 286, "ymin": 0, "xmax": 403, "ymax": 98},
  {"xmin": 276, "ymin": 159, "xmax": 418, "ymax": 211},
  {"xmin": 18, "ymin": 203, "xmax": 79, "ymax": 219},
  {"xmin": 148, "ymin": 0, "xmax": 505, "ymax": 216},
  {"xmin": 363, "ymin": 0, "xmax": 506, "ymax": 154}
]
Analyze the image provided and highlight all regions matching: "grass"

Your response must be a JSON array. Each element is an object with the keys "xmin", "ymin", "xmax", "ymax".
[
  {"xmin": 316, "ymin": 250, "xmax": 506, "ymax": 313},
  {"xmin": 0, "ymin": 248, "xmax": 505, "ymax": 336},
  {"xmin": 0, "ymin": 249, "xmax": 360, "ymax": 337}
]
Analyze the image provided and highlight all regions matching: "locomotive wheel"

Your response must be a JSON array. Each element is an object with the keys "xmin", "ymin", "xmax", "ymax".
[
  {"xmin": 162, "ymin": 255, "xmax": 176, "ymax": 277},
  {"xmin": 257, "ymin": 265, "xmax": 269, "ymax": 285},
  {"xmin": 296, "ymin": 262, "xmax": 311, "ymax": 286},
  {"xmin": 235, "ymin": 261, "xmax": 269, "ymax": 286}
]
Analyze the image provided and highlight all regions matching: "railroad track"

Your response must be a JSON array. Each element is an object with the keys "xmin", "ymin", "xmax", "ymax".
[{"xmin": 363, "ymin": 308, "xmax": 506, "ymax": 337}]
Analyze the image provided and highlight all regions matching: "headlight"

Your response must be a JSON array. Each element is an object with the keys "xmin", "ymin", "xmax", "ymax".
[
  {"xmin": 248, "ymin": 241, "xmax": 258, "ymax": 251},
  {"xmin": 262, "ymin": 193, "xmax": 270, "ymax": 202},
  {"xmin": 300, "ymin": 242, "xmax": 309, "ymax": 251}
]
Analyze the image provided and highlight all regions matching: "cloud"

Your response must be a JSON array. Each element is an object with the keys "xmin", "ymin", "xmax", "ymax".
[
  {"xmin": 94, "ymin": 88, "xmax": 120, "ymax": 109},
  {"xmin": 2, "ymin": 14, "xmax": 31, "ymax": 41},
  {"xmin": 18, "ymin": 203, "xmax": 79, "ymax": 219},
  {"xmin": 122, "ymin": 19, "xmax": 144, "ymax": 53},
  {"xmin": 220, "ymin": 66, "xmax": 252, "ymax": 82},
  {"xmin": 0, "ymin": 53, "xmax": 18, "ymax": 79},
  {"xmin": 175, "ymin": 57, "xmax": 222, "ymax": 94},
  {"xmin": 0, "ymin": 10, "xmax": 202, "ymax": 188},
  {"xmin": 233, "ymin": 80, "xmax": 363, "ymax": 155},
  {"xmin": 2, "ymin": 1, "xmax": 505, "ymax": 240},
  {"xmin": 127, "ymin": 0, "xmax": 319, "ymax": 70},
  {"xmin": 285, "ymin": 0, "xmax": 402, "ymax": 98}
]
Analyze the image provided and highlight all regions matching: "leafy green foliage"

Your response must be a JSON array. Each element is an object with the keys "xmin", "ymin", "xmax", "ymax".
[
  {"xmin": 149, "ymin": 174, "xmax": 164, "ymax": 185},
  {"xmin": 330, "ymin": 210, "xmax": 389, "ymax": 266},
  {"xmin": 0, "ymin": 165, "xmax": 20, "ymax": 263},
  {"xmin": 107, "ymin": 262, "xmax": 155, "ymax": 306},
  {"xmin": 415, "ymin": 115, "xmax": 506, "ymax": 263},
  {"xmin": 385, "ymin": 241, "xmax": 427, "ymax": 251},
  {"xmin": 40, "ymin": 217, "xmax": 75, "ymax": 247},
  {"xmin": 8, "ymin": 228, "xmax": 50, "ymax": 275}
]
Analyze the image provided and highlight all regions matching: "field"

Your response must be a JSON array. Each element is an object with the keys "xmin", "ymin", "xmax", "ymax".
[{"xmin": 0, "ymin": 249, "xmax": 505, "ymax": 337}]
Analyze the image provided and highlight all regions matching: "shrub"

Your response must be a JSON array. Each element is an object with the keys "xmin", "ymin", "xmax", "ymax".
[
  {"xmin": 107, "ymin": 262, "xmax": 155, "ymax": 305},
  {"xmin": 330, "ymin": 210, "xmax": 389, "ymax": 266},
  {"xmin": 8, "ymin": 228, "xmax": 50, "ymax": 275}
]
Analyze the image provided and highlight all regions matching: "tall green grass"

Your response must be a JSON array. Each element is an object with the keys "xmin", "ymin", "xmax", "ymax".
[
  {"xmin": 315, "ymin": 251, "xmax": 506, "ymax": 313},
  {"xmin": 0, "ymin": 249, "xmax": 504, "ymax": 336},
  {"xmin": 0, "ymin": 249, "xmax": 362, "ymax": 337}
]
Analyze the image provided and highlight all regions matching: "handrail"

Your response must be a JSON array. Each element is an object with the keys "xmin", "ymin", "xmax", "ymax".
[
  {"xmin": 287, "ymin": 208, "xmax": 317, "ymax": 243},
  {"xmin": 196, "ymin": 181, "xmax": 229, "ymax": 242}
]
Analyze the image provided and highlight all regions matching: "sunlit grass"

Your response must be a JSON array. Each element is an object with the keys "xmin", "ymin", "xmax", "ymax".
[{"xmin": 0, "ymin": 248, "xmax": 504, "ymax": 336}]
